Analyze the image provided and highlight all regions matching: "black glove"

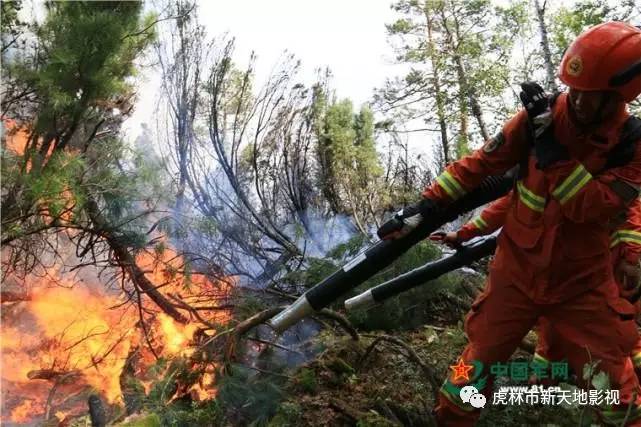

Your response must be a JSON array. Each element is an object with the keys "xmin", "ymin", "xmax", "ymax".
[
  {"xmin": 377, "ymin": 198, "xmax": 439, "ymax": 240},
  {"xmin": 519, "ymin": 81, "xmax": 548, "ymax": 116},
  {"xmin": 519, "ymin": 82, "xmax": 569, "ymax": 170}
]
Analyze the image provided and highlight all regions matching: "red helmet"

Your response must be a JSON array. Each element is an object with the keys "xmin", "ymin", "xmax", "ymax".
[{"xmin": 558, "ymin": 22, "xmax": 641, "ymax": 102}]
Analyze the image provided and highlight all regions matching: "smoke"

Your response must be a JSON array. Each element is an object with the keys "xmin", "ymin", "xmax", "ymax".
[{"xmin": 284, "ymin": 210, "xmax": 358, "ymax": 258}]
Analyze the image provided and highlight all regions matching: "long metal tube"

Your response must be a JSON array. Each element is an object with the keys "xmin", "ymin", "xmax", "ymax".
[
  {"xmin": 344, "ymin": 236, "xmax": 497, "ymax": 311},
  {"xmin": 269, "ymin": 171, "xmax": 515, "ymax": 332}
]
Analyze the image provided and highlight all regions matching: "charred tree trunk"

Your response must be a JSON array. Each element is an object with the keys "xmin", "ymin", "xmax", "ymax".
[
  {"xmin": 439, "ymin": 7, "xmax": 468, "ymax": 158},
  {"xmin": 88, "ymin": 395, "xmax": 107, "ymax": 427},
  {"xmin": 0, "ymin": 290, "xmax": 31, "ymax": 303},
  {"xmin": 205, "ymin": 48, "xmax": 302, "ymax": 260},
  {"xmin": 467, "ymin": 83, "xmax": 490, "ymax": 142},
  {"xmin": 345, "ymin": 186, "xmax": 370, "ymax": 237},
  {"xmin": 255, "ymin": 251, "xmax": 296, "ymax": 283},
  {"xmin": 119, "ymin": 345, "xmax": 143, "ymax": 415},
  {"xmin": 155, "ymin": 0, "xmax": 203, "ymax": 215},
  {"xmin": 27, "ymin": 369, "xmax": 81, "ymax": 381}
]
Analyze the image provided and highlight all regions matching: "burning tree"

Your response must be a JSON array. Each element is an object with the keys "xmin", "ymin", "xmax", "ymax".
[{"xmin": 1, "ymin": 2, "xmax": 234, "ymax": 425}]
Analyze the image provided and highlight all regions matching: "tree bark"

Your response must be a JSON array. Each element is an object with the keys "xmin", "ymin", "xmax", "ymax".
[
  {"xmin": 1, "ymin": 290, "xmax": 31, "ymax": 303},
  {"xmin": 425, "ymin": 6, "xmax": 450, "ymax": 167},
  {"xmin": 533, "ymin": 0, "xmax": 557, "ymax": 92},
  {"xmin": 443, "ymin": 4, "xmax": 490, "ymax": 143},
  {"xmin": 85, "ymin": 197, "xmax": 188, "ymax": 324},
  {"xmin": 27, "ymin": 369, "xmax": 81, "ymax": 381},
  {"xmin": 88, "ymin": 394, "xmax": 107, "ymax": 427}
]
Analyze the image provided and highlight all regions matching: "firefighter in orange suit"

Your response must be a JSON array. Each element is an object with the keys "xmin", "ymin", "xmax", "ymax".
[
  {"xmin": 377, "ymin": 22, "xmax": 641, "ymax": 425},
  {"xmin": 432, "ymin": 194, "xmax": 641, "ymax": 381}
]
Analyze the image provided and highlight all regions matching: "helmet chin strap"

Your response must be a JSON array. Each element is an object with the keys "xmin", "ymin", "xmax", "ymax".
[{"xmin": 593, "ymin": 93, "xmax": 612, "ymax": 125}]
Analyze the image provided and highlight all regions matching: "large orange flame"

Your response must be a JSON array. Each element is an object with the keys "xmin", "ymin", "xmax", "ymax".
[
  {"xmin": 2, "ymin": 119, "xmax": 55, "ymax": 166},
  {"xmin": 2, "ymin": 119, "xmax": 232, "ymax": 424},
  {"xmin": 2, "ymin": 118, "xmax": 29, "ymax": 156},
  {"xmin": 2, "ymin": 235, "xmax": 233, "ymax": 425}
]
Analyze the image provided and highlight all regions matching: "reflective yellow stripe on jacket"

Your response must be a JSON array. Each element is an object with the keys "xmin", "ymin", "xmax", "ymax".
[
  {"xmin": 532, "ymin": 352, "xmax": 550, "ymax": 365},
  {"xmin": 610, "ymin": 230, "xmax": 641, "ymax": 248},
  {"xmin": 436, "ymin": 171, "xmax": 467, "ymax": 201},
  {"xmin": 517, "ymin": 181, "xmax": 545, "ymax": 212},
  {"xmin": 633, "ymin": 351, "xmax": 641, "ymax": 368},
  {"xmin": 552, "ymin": 163, "xmax": 592, "ymax": 204},
  {"xmin": 472, "ymin": 216, "xmax": 488, "ymax": 230}
]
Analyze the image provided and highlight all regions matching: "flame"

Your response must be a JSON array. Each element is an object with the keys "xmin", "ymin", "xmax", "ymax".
[
  {"xmin": 157, "ymin": 312, "xmax": 198, "ymax": 356},
  {"xmin": 29, "ymin": 286, "xmax": 135, "ymax": 403},
  {"xmin": 2, "ymin": 234, "xmax": 234, "ymax": 424},
  {"xmin": 3, "ymin": 118, "xmax": 30, "ymax": 156},
  {"xmin": 2, "ymin": 119, "xmax": 55, "ymax": 166},
  {"xmin": 1, "ymin": 285, "xmax": 136, "ymax": 411},
  {"xmin": 189, "ymin": 372, "xmax": 218, "ymax": 401},
  {"xmin": 3, "ymin": 119, "xmax": 78, "ymax": 229},
  {"xmin": 10, "ymin": 400, "xmax": 38, "ymax": 423},
  {"xmin": 136, "ymin": 239, "xmax": 233, "ymax": 326}
]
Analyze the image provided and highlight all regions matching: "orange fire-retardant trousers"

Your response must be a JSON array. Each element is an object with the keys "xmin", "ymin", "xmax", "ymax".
[
  {"xmin": 536, "ymin": 302, "xmax": 641, "ymax": 384},
  {"xmin": 435, "ymin": 267, "xmax": 641, "ymax": 427}
]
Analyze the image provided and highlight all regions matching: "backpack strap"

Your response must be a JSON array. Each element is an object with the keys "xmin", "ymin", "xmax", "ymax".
[
  {"xmin": 600, "ymin": 115, "xmax": 641, "ymax": 205},
  {"xmin": 517, "ymin": 90, "xmax": 562, "ymax": 180}
]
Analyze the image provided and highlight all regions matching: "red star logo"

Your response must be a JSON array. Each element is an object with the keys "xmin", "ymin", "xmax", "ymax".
[{"xmin": 450, "ymin": 358, "xmax": 474, "ymax": 381}]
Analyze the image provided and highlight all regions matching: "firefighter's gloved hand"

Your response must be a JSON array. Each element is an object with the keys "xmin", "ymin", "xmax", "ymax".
[
  {"xmin": 617, "ymin": 260, "xmax": 641, "ymax": 302},
  {"xmin": 519, "ymin": 81, "xmax": 548, "ymax": 116},
  {"xmin": 429, "ymin": 231, "xmax": 461, "ymax": 249},
  {"xmin": 377, "ymin": 206, "xmax": 421, "ymax": 241},
  {"xmin": 519, "ymin": 81, "xmax": 569, "ymax": 170},
  {"xmin": 377, "ymin": 198, "xmax": 438, "ymax": 240}
]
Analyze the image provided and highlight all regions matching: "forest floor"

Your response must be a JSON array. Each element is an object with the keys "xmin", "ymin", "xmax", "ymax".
[{"xmin": 266, "ymin": 325, "xmax": 589, "ymax": 427}]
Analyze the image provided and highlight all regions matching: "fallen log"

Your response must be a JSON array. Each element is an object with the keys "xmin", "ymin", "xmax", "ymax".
[
  {"xmin": 27, "ymin": 369, "xmax": 81, "ymax": 382},
  {"xmin": 1, "ymin": 290, "xmax": 31, "ymax": 303}
]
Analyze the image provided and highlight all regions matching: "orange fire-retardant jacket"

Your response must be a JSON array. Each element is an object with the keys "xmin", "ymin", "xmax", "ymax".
[
  {"xmin": 459, "ymin": 193, "xmax": 641, "ymax": 268},
  {"xmin": 423, "ymin": 92, "xmax": 641, "ymax": 303},
  {"xmin": 457, "ymin": 193, "xmax": 511, "ymax": 242},
  {"xmin": 611, "ymin": 198, "xmax": 641, "ymax": 266}
]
